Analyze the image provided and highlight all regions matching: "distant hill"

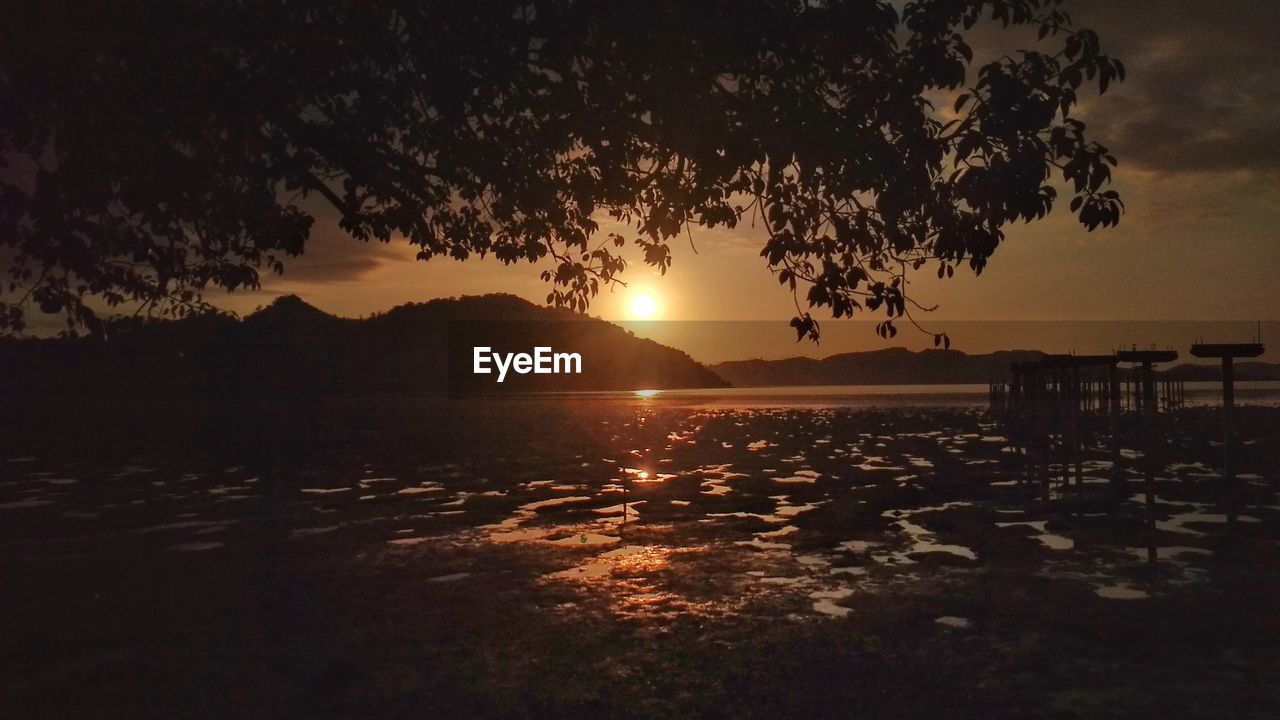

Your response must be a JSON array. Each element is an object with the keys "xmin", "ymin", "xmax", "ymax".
[
  {"xmin": 1161, "ymin": 361, "xmax": 1280, "ymax": 382},
  {"xmin": 0, "ymin": 294, "xmax": 728, "ymax": 397},
  {"xmin": 711, "ymin": 349, "xmax": 1280, "ymax": 387},
  {"xmin": 711, "ymin": 348, "xmax": 1046, "ymax": 387}
]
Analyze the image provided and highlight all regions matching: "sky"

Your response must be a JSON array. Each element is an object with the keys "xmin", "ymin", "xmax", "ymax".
[{"xmin": 209, "ymin": 0, "xmax": 1279, "ymax": 359}]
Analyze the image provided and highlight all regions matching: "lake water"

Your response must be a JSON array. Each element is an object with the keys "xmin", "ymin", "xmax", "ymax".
[{"xmin": 538, "ymin": 381, "xmax": 1280, "ymax": 409}]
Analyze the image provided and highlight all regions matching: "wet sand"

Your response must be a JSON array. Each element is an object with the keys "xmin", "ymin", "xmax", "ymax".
[{"xmin": 2, "ymin": 399, "xmax": 1279, "ymax": 718}]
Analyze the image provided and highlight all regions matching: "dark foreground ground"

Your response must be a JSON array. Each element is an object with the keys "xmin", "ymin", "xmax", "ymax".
[{"xmin": 2, "ymin": 397, "xmax": 1279, "ymax": 719}]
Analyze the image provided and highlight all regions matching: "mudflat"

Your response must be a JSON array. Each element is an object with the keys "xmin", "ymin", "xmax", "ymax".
[{"xmin": 2, "ymin": 398, "xmax": 1278, "ymax": 718}]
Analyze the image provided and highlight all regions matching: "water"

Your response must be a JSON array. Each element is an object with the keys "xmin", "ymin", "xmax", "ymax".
[
  {"xmin": 4, "ymin": 395, "xmax": 1278, "ymax": 717},
  {"xmin": 536, "ymin": 381, "xmax": 1280, "ymax": 409}
]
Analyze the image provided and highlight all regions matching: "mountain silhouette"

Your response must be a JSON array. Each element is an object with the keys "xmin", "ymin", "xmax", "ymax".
[
  {"xmin": 711, "ymin": 348, "xmax": 1280, "ymax": 387},
  {"xmin": 1159, "ymin": 361, "xmax": 1280, "ymax": 382},
  {"xmin": 711, "ymin": 348, "xmax": 1045, "ymax": 386},
  {"xmin": 0, "ymin": 294, "xmax": 728, "ymax": 397}
]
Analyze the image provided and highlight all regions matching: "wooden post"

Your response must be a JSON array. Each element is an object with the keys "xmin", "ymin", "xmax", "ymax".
[
  {"xmin": 1142, "ymin": 359, "xmax": 1157, "ymax": 564},
  {"xmin": 1224, "ymin": 356, "xmax": 1235, "ymax": 531},
  {"xmin": 1191, "ymin": 343, "xmax": 1264, "ymax": 541},
  {"xmin": 1117, "ymin": 350, "xmax": 1179, "ymax": 565},
  {"xmin": 1071, "ymin": 362, "xmax": 1083, "ymax": 491},
  {"xmin": 1109, "ymin": 361, "xmax": 1122, "ymax": 490}
]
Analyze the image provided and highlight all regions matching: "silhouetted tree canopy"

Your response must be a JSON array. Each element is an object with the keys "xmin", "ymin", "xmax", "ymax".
[{"xmin": 0, "ymin": 0, "xmax": 1124, "ymax": 339}]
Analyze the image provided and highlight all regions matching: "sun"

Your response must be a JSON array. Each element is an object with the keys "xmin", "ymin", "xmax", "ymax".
[{"xmin": 628, "ymin": 290, "xmax": 661, "ymax": 319}]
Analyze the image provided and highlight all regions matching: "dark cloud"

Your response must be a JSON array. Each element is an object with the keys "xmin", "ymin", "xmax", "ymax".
[
  {"xmin": 268, "ymin": 200, "xmax": 410, "ymax": 283},
  {"xmin": 1069, "ymin": 0, "xmax": 1280, "ymax": 175},
  {"xmin": 275, "ymin": 225, "xmax": 406, "ymax": 283}
]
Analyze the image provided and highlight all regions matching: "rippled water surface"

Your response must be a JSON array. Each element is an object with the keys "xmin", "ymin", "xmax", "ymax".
[{"xmin": 3, "ymin": 398, "xmax": 1280, "ymax": 717}]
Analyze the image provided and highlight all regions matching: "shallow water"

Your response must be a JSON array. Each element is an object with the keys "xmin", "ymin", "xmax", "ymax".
[
  {"xmin": 6, "ymin": 401, "xmax": 1274, "ymax": 625},
  {"xmin": 4, "ymin": 398, "xmax": 1280, "ymax": 718},
  {"xmin": 539, "ymin": 381, "xmax": 1280, "ymax": 409}
]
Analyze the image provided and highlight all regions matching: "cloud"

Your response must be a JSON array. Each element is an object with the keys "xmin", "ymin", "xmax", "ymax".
[
  {"xmin": 271, "ymin": 201, "xmax": 412, "ymax": 283},
  {"xmin": 1069, "ymin": 0, "xmax": 1280, "ymax": 175},
  {"xmin": 275, "ymin": 226, "xmax": 409, "ymax": 283}
]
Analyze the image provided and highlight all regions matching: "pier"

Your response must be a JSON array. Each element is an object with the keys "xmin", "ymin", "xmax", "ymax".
[
  {"xmin": 1190, "ymin": 342, "xmax": 1266, "ymax": 534},
  {"xmin": 989, "ymin": 342, "xmax": 1266, "ymax": 557}
]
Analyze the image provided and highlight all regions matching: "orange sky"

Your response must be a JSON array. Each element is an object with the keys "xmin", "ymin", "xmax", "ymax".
[{"xmin": 203, "ymin": 1, "xmax": 1279, "ymax": 360}]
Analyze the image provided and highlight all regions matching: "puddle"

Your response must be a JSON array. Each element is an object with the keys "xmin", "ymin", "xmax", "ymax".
[
  {"xmin": 892, "ymin": 520, "xmax": 978, "ymax": 561},
  {"xmin": 550, "ymin": 532, "xmax": 620, "ymax": 546},
  {"xmin": 169, "ymin": 542, "xmax": 223, "ymax": 552},
  {"xmin": 811, "ymin": 588, "xmax": 854, "ymax": 617},
  {"xmin": 1095, "ymin": 585, "xmax": 1149, "ymax": 600},
  {"xmin": 522, "ymin": 496, "xmax": 592, "ymax": 511},
  {"xmin": 544, "ymin": 545, "xmax": 670, "ymax": 581},
  {"xmin": 427, "ymin": 572, "xmax": 471, "ymax": 583},
  {"xmin": 996, "ymin": 521, "xmax": 1074, "ymax": 551},
  {"xmin": 1158, "ymin": 512, "xmax": 1261, "ymax": 536},
  {"xmin": 388, "ymin": 537, "xmax": 428, "ymax": 546},
  {"xmin": 0, "ymin": 499, "xmax": 54, "ymax": 510},
  {"xmin": 1038, "ymin": 534, "xmax": 1074, "ymax": 551},
  {"xmin": 290, "ymin": 525, "xmax": 340, "ymax": 538}
]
